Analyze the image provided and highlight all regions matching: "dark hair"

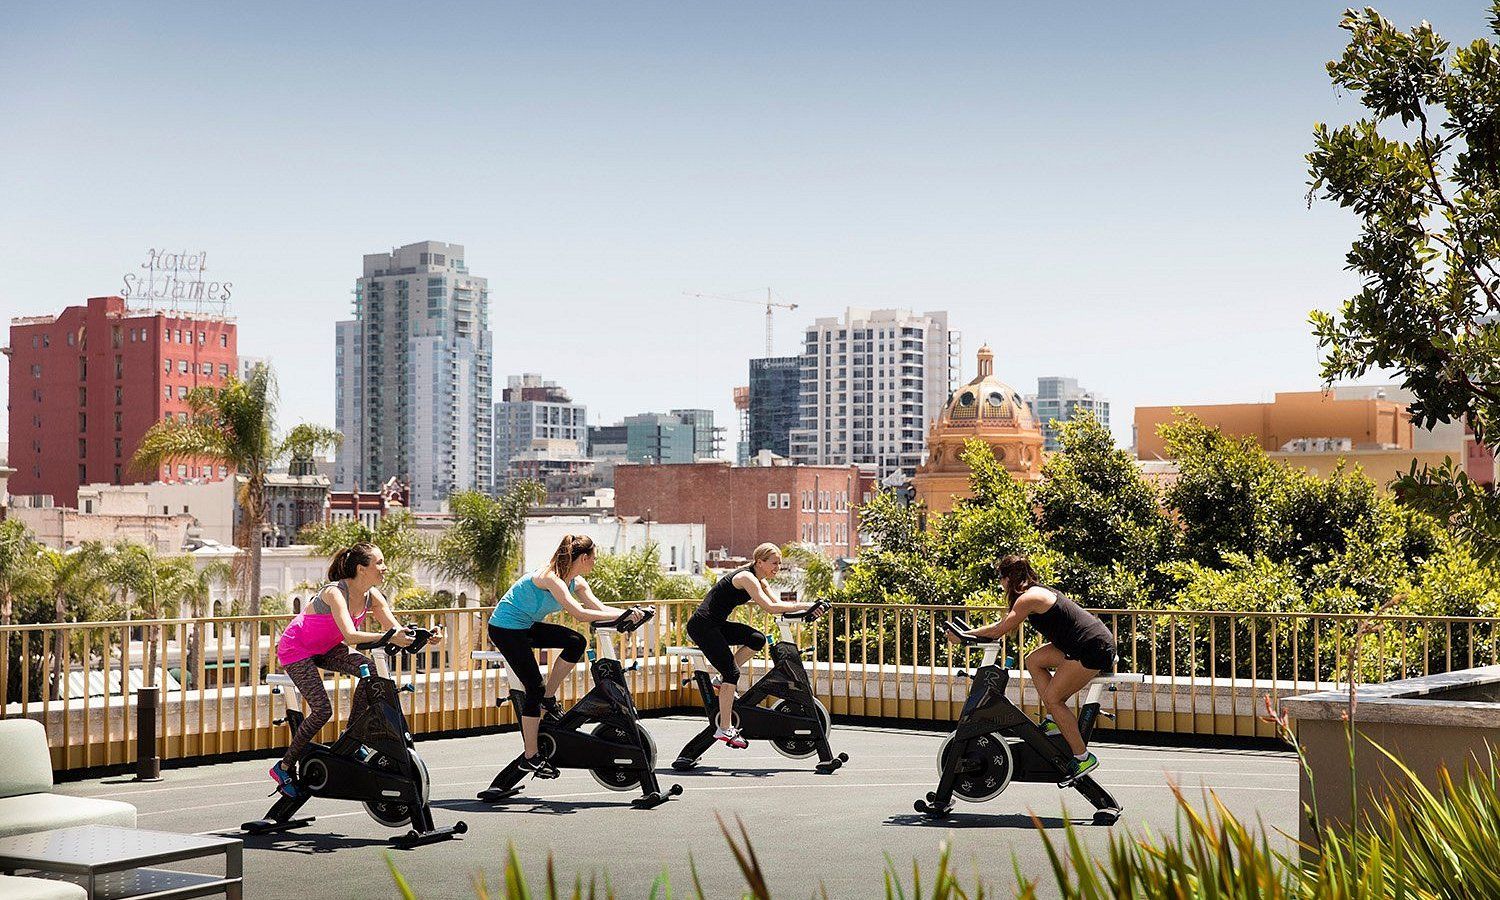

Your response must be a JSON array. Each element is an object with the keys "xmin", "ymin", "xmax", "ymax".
[
  {"xmin": 546, "ymin": 534, "xmax": 596, "ymax": 579},
  {"xmin": 995, "ymin": 554, "xmax": 1039, "ymax": 602},
  {"xmin": 328, "ymin": 542, "xmax": 379, "ymax": 581}
]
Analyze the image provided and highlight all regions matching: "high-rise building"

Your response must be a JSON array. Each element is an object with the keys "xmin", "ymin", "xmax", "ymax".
[
  {"xmin": 333, "ymin": 241, "xmax": 492, "ymax": 511},
  {"xmin": 670, "ymin": 409, "xmax": 724, "ymax": 459},
  {"xmin": 624, "ymin": 413, "xmax": 696, "ymax": 464},
  {"xmin": 789, "ymin": 308, "xmax": 959, "ymax": 481},
  {"xmin": 1025, "ymin": 377, "xmax": 1111, "ymax": 451},
  {"xmin": 747, "ymin": 356, "xmax": 801, "ymax": 460},
  {"xmin": 494, "ymin": 374, "xmax": 587, "ymax": 490},
  {"xmin": 6, "ymin": 295, "xmax": 238, "ymax": 507},
  {"xmin": 733, "ymin": 386, "xmax": 751, "ymax": 466}
]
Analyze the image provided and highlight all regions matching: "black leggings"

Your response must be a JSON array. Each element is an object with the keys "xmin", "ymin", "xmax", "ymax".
[
  {"xmin": 687, "ymin": 616, "xmax": 767, "ymax": 685},
  {"xmin": 279, "ymin": 646, "xmax": 373, "ymax": 768},
  {"xmin": 488, "ymin": 622, "xmax": 587, "ymax": 717}
]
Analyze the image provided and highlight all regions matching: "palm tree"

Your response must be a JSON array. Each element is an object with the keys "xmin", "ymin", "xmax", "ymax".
[
  {"xmin": 132, "ymin": 363, "xmax": 341, "ymax": 615},
  {"xmin": 36, "ymin": 543, "xmax": 109, "ymax": 698},
  {"xmin": 0, "ymin": 519, "xmax": 43, "ymax": 627},
  {"xmin": 431, "ymin": 483, "xmax": 545, "ymax": 605},
  {"xmin": 157, "ymin": 556, "xmax": 233, "ymax": 688},
  {"xmin": 779, "ymin": 542, "xmax": 836, "ymax": 600}
]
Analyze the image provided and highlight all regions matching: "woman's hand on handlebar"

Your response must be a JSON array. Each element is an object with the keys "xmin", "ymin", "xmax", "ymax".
[
  {"xmin": 428, "ymin": 625, "xmax": 446, "ymax": 648},
  {"xmin": 944, "ymin": 630, "xmax": 964, "ymax": 647},
  {"xmin": 390, "ymin": 628, "xmax": 416, "ymax": 648}
]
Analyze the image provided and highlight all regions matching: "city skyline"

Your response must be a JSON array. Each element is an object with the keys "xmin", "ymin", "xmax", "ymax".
[{"xmin": 4, "ymin": 2, "xmax": 1491, "ymax": 454}]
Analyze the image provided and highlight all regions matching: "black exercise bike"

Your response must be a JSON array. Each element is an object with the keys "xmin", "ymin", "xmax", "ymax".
[
  {"xmin": 243, "ymin": 627, "xmax": 467, "ymax": 848},
  {"xmin": 473, "ymin": 606, "xmax": 683, "ymax": 809},
  {"xmin": 913, "ymin": 618, "xmax": 1135, "ymax": 825},
  {"xmin": 669, "ymin": 598, "xmax": 848, "ymax": 774}
]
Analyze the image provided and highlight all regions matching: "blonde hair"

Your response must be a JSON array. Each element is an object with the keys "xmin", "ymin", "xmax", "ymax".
[
  {"xmin": 546, "ymin": 534, "xmax": 596, "ymax": 579},
  {"xmin": 750, "ymin": 542, "xmax": 781, "ymax": 593}
]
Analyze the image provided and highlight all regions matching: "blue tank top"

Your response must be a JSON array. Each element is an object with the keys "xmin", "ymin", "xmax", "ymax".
[{"xmin": 490, "ymin": 570, "xmax": 580, "ymax": 629}]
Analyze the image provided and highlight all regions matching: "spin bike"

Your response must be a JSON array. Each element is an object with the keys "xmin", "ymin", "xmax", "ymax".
[
  {"xmin": 668, "ymin": 598, "xmax": 848, "ymax": 774},
  {"xmin": 243, "ymin": 627, "xmax": 467, "ymax": 848},
  {"xmin": 913, "ymin": 619, "xmax": 1137, "ymax": 825},
  {"xmin": 473, "ymin": 606, "xmax": 683, "ymax": 809}
]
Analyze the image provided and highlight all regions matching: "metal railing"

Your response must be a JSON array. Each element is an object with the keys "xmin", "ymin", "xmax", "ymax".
[{"xmin": 5, "ymin": 601, "xmax": 1497, "ymax": 772}]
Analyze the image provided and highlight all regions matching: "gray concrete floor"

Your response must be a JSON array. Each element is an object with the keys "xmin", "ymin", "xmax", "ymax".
[{"xmin": 54, "ymin": 716, "xmax": 1299, "ymax": 899}]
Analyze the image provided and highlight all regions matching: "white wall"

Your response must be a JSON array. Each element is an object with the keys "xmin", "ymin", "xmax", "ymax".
[{"xmin": 523, "ymin": 517, "xmax": 705, "ymax": 576}]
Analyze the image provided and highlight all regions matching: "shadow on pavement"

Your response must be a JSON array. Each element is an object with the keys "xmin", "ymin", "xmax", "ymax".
[
  {"xmin": 229, "ymin": 831, "xmax": 397, "ymax": 853},
  {"xmin": 433, "ymin": 797, "xmax": 637, "ymax": 815},
  {"xmin": 883, "ymin": 812, "xmax": 1073, "ymax": 830},
  {"xmin": 668, "ymin": 766, "xmax": 803, "ymax": 778}
]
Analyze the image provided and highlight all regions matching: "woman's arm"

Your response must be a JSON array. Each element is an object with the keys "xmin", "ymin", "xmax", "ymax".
[
  {"xmin": 572, "ymin": 576, "xmax": 614, "ymax": 613},
  {"xmin": 367, "ymin": 589, "xmax": 443, "ymax": 646},
  {"xmin": 740, "ymin": 572, "xmax": 812, "ymax": 615},
  {"xmin": 327, "ymin": 586, "xmax": 409, "ymax": 646},
  {"xmin": 969, "ymin": 590, "xmax": 1046, "ymax": 640},
  {"xmin": 539, "ymin": 573, "xmax": 628, "ymax": 623}
]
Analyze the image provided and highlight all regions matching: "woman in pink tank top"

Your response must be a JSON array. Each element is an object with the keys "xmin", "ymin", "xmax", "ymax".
[{"xmin": 268, "ymin": 542, "xmax": 445, "ymax": 797}]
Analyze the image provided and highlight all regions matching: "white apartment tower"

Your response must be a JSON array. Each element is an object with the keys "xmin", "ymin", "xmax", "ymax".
[
  {"xmin": 790, "ymin": 308, "xmax": 959, "ymax": 481},
  {"xmin": 494, "ymin": 374, "xmax": 588, "ymax": 491},
  {"xmin": 334, "ymin": 241, "xmax": 492, "ymax": 511}
]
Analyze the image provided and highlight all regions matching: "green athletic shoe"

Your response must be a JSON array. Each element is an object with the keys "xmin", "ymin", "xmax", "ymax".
[
  {"xmin": 1039, "ymin": 716, "xmax": 1061, "ymax": 737},
  {"xmin": 1070, "ymin": 753, "xmax": 1099, "ymax": 778}
]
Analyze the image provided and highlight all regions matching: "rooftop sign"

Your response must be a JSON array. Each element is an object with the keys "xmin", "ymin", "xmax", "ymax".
[{"xmin": 120, "ymin": 249, "xmax": 233, "ymax": 314}]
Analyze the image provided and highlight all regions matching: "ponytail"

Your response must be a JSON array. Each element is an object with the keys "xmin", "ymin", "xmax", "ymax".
[
  {"xmin": 546, "ymin": 534, "xmax": 596, "ymax": 580},
  {"xmin": 995, "ymin": 553, "xmax": 1039, "ymax": 602},
  {"xmin": 328, "ymin": 542, "xmax": 378, "ymax": 581}
]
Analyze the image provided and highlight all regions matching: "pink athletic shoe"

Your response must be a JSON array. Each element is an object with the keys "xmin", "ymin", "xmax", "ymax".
[{"xmin": 714, "ymin": 727, "xmax": 749, "ymax": 749}]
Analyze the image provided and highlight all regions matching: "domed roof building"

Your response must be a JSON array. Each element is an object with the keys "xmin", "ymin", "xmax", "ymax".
[{"xmin": 912, "ymin": 345, "xmax": 1044, "ymax": 517}]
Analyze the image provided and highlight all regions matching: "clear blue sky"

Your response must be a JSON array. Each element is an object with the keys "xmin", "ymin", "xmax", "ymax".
[{"xmin": 2, "ymin": 2, "xmax": 1490, "ymax": 451}]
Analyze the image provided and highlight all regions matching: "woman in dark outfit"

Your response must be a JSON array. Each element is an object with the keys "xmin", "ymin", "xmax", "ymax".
[
  {"xmin": 945, "ymin": 553, "xmax": 1117, "ymax": 775},
  {"xmin": 687, "ymin": 543, "xmax": 816, "ymax": 748}
]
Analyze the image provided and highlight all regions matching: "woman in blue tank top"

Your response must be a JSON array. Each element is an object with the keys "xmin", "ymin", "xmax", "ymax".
[{"xmin": 488, "ymin": 534, "xmax": 643, "ymax": 778}]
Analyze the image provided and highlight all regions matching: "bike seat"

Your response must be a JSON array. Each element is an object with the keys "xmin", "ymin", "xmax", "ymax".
[
  {"xmin": 470, "ymin": 651, "xmax": 508, "ymax": 667},
  {"xmin": 267, "ymin": 673, "xmax": 296, "ymax": 689},
  {"xmin": 665, "ymin": 646, "xmax": 706, "ymax": 660}
]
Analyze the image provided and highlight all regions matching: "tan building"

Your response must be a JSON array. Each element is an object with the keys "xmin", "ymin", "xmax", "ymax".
[{"xmin": 913, "ymin": 345, "xmax": 1045, "ymax": 517}]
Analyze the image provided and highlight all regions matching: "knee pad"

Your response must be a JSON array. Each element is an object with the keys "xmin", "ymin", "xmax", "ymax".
[{"xmin": 559, "ymin": 631, "xmax": 587, "ymax": 664}]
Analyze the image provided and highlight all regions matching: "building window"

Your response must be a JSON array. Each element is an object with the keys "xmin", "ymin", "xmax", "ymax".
[
  {"xmin": 67, "ymin": 332, "xmax": 75, "ymax": 346},
  {"xmin": 219, "ymin": 334, "xmax": 227, "ymax": 348},
  {"xmin": 114, "ymin": 356, "xmax": 123, "ymax": 378},
  {"xmin": 218, "ymin": 466, "xmax": 228, "ymax": 478},
  {"xmin": 179, "ymin": 360, "xmax": 188, "ymax": 373},
  {"xmin": 114, "ymin": 464, "xmax": 122, "ymax": 483},
  {"xmin": 30, "ymin": 364, "xmax": 40, "ymax": 378},
  {"xmin": 202, "ymin": 362, "xmax": 211, "ymax": 376},
  {"xmin": 78, "ymin": 357, "xmax": 87, "ymax": 379},
  {"xmin": 78, "ymin": 464, "xmax": 86, "ymax": 482},
  {"xmin": 779, "ymin": 493, "xmax": 791, "ymax": 509},
  {"xmin": 113, "ymin": 438, "xmax": 121, "ymax": 458},
  {"xmin": 219, "ymin": 363, "xmax": 229, "ymax": 377},
  {"xmin": 114, "ymin": 386, "xmax": 122, "ymax": 406},
  {"xmin": 767, "ymin": 492, "xmax": 777, "ymax": 509},
  {"xmin": 111, "ymin": 326, "xmax": 121, "ymax": 348},
  {"xmin": 175, "ymin": 330, "xmax": 183, "ymax": 343},
  {"xmin": 177, "ymin": 386, "xmax": 187, "ymax": 399},
  {"xmin": 177, "ymin": 412, "xmax": 188, "ymax": 423},
  {"xmin": 78, "ymin": 387, "xmax": 86, "ymax": 405},
  {"xmin": 114, "ymin": 412, "xmax": 121, "ymax": 431},
  {"xmin": 164, "ymin": 359, "xmax": 172, "ymax": 373},
  {"xmin": 78, "ymin": 438, "xmax": 86, "ymax": 458},
  {"xmin": 164, "ymin": 386, "xmax": 172, "ymax": 400},
  {"xmin": 198, "ymin": 331, "xmax": 205, "ymax": 344},
  {"xmin": 177, "ymin": 464, "xmax": 188, "ymax": 477},
  {"xmin": 78, "ymin": 412, "xmax": 86, "ymax": 432}
]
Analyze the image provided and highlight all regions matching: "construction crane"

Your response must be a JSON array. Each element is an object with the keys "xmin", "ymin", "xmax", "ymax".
[{"xmin": 685, "ymin": 289, "xmax": 799, "ymax": 356}]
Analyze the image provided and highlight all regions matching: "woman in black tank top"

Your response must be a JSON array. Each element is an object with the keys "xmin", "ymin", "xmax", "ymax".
[
  {"xmin": 944, "ymin": 554, "xmax": 1117, "ymax": 777},
  {"xmin": 688, "ymin": 543, "xmax": 817, "ymax": 749}
]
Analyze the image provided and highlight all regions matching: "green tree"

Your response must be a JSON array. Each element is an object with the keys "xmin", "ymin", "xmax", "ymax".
[
  {"xmin": 1308, "ymin": 5, "xmax": 1500, "ymax": 561},
  {"xmin": 1033, "ymin": 412, "xmax": 1177, "ymax": 606},
  {"xmin": 132, "ymin": 363, "xmax": 341, "ymax": 614},
  {"xmin": 431, "ymin": 483, "xmax": 546, "ymax": 605},
  {"xmin": 586, "ymin": 543, "xmax": 711, "ymax": 605},
  {"xmin": 156, "ymin": 555, "xmax": 234, "ymax": 684},
  {"xmin": 1160, "ymin": 415, "xmax": 1278, "ymax": 566},
  {"xmin": 35, "ymin": 543, "xmax": 110, "ymax": 698},
  {"xmin": 0, "ymin": 519, "xmax": 43, "ymax": 627},
  {"xmin": 778, "ymin": 542, "xmax": 836, "ymax": 600},
  {"xmin": 299, "ymin": 509, "xmax": 429, "ymax": 597},
  {"xmin": 931, "ymin": 439, "xmax": 1047, "ymax": 599}
]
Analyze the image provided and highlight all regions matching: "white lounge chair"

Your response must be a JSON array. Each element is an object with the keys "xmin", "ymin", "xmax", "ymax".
[{"xmin": 0, "ymin": 719, "xmax": 136, "ymax": 840}]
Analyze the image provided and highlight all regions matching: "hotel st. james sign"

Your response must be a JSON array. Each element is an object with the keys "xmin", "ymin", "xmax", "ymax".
[{"xmin": 120, "ymin": 248, "xmax": 233, "ymax": 312}]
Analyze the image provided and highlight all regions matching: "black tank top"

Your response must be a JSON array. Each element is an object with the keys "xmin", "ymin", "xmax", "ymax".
[
  {"xmin": 1025, "ymin": 587, "xmax": 1114, "ymax": 654},
  {"xmin": 694, "ymin": 565, "xmax": 757, "ymax": 623}
]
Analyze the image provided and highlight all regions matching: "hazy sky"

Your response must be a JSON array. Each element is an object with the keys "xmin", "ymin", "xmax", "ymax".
[{"xmin": 2, "ymin": 2, "xmax": 1490, "ymax": 452}]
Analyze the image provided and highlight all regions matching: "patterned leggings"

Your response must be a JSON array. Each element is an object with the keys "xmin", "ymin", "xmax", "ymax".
[{"xmin": 278, "ymin": 646, "xmax": 372, "ymax": 768}]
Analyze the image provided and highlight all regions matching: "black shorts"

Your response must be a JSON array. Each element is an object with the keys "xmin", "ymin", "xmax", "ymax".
[
  {"xmin": 1065, "ymin": 641, "xmax": 1117, "ymax": 674},
  {"xmin": 686, "ymin": 615, "xmax": 767, "ymax": 685}
]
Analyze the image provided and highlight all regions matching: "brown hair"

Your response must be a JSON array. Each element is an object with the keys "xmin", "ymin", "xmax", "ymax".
[
  {"xmin": 546, "ymin": 534, "xmax": 596, "ymax": 579},
  {"xmin": 995, "ymin": 553, "xmax": 1039, "ymax": 602},
  {"xmin": 329, "ymin": 542, "xmax": 379, "ymax": 581}
]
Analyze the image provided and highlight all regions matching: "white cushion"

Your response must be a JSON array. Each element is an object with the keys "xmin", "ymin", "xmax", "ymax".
[
  {"xmin": 0, "ymin": 720, "xmax": 53, "ymax": 799},
  {"xmin": 0, "ymin": 793, "xmax": 137, "ymax": 840},
  {"xmin": 0, "ymin": 875, "xmax": 88, "ymax": 900}
]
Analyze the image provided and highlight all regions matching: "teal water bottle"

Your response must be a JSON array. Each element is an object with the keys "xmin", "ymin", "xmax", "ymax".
[{"xmin": 358, "ymin": 664, "xmax": 371, "ymax": 678}]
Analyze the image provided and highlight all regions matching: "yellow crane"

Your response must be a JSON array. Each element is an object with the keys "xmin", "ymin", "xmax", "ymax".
[{"xmin": 685, "ymin": 289, "xmax": 799, "ymax": 356}]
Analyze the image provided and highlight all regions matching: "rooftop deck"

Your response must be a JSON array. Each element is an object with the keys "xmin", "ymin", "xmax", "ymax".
[{"xmin": 54, "ymin": 716, "xmax": 1298, "ymax": 899}]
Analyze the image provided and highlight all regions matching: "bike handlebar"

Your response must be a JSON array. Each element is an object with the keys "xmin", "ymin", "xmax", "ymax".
[
  {"xmin": 589, "ymin": 606, "xmax": 655, "ymax": 634},
  {"xmin": 783, "ymin": 598, "xmax": 831, "ymax": 622}
]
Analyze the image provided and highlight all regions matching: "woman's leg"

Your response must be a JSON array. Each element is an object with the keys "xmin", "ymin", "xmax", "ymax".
[
  {"xmin": 1039, "ymin": 659, "xmax": 1102, "ymax": 757},
  {"xmin": 529, "ymin": 622, "xmax": 588, "ymax": 703},
  {"xmin": 1024, "ymin": 643, "xmax": 1062, "ymax": 702},
  {"xmin": 490, "ymin": 625, "xmax": 546, "ymax": 758},
  {"xmin": 315, "ymin": 647, "xmax": 374, "ymax": 722},
  {"xmin": 721, "ymin": 621, "xmax": 768, "ymax": 689},
  {"xmin": 278, "ymin": 658, "xmax": 334, "ymax": 770},
  {"xmin": 688, "ymin": 617, "xmax": 742, "ymax": 733}
]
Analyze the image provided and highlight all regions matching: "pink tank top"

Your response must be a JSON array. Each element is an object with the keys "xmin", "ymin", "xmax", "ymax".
[{"xmin": 276, "ymin": 582, "xmax": 370, "ymax": 666}]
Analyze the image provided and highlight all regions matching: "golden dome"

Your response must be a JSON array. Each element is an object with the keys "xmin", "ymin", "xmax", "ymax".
[{"xmin": 940, "ymin": 346, "xmax": 1039, "ymax": 430}]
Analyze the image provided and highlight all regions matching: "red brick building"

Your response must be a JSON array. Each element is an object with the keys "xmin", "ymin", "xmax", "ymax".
[
  {"xmin": 6, "ymin": 296, "xmax": 238, "ymax": 507},
  {"xmin": 613, "ymin": 460, "xmax": 874, "ymax": 559}
]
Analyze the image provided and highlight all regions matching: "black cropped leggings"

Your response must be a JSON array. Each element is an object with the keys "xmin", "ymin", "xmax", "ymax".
[
  {"xmin": 488, "ymin": 622, "xmax": 588, "ymax": 717},
  {"xmin": 687, "ymin": 616, "xmax": 767, "ymax": 685}
]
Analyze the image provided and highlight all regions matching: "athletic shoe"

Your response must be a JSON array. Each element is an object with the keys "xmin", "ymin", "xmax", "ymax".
[
  {"xmin": 1039, "ymin": 716, "xmax": 1061, "ymax": 737},
  {"xmin": 269, "ymin": 764, "xmax": 298, "ymax": 798},
  {"xmin": 540, "ymin": 696, "xmax": 564, "ymax": 721},
  {"xmin": 1070, "ymin": 753, "xmax": 1099, "ymax": 777},
  {"xmin": 520, "ymin": 755, "xmax": 560, "ymax": 779},
  {"xmin": 714, "ymin": 727, "xmax": 749, "ymax": 749}
]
